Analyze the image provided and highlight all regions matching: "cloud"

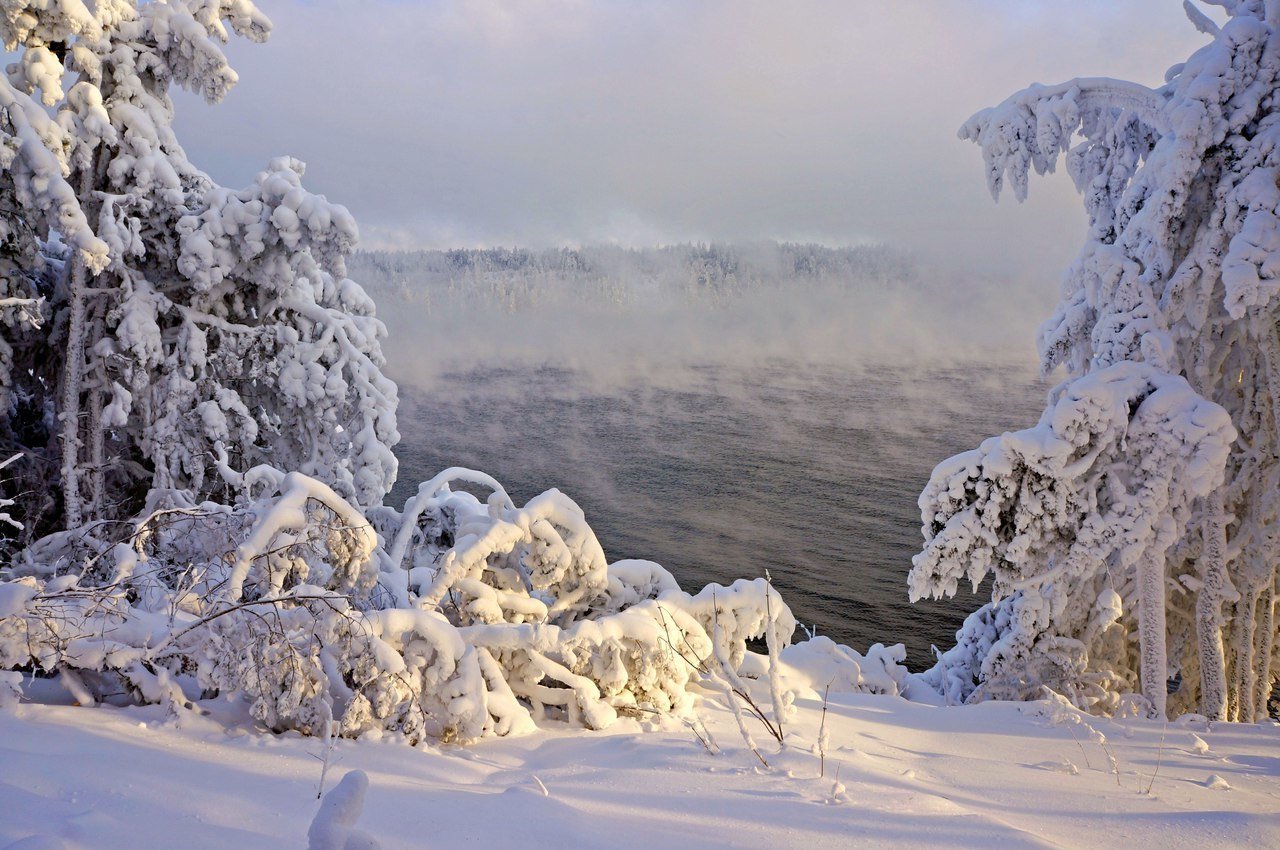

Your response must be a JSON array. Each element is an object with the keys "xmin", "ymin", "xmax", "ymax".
[{"xmin": 174, "ymin": 0, "xmax": 1214, "ymax": 282}]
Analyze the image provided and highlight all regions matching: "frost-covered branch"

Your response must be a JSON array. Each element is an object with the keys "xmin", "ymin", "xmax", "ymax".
[
  {"xmin": 960, "ymin": 77, "xmax": 1168, "ymax": 203},
  {"xmin": 912, "ymin": 364, "xmax": 1234, "ymax": 715}
]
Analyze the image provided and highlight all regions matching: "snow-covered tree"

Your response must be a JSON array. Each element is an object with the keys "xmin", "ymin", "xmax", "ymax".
[
  {"xmin": 912, "ymin": 0, "xmax": 1280, "ymax": 720},
  {"xmin": 0, "ymin": 0, "xmax": 398, "ymax": 542}
]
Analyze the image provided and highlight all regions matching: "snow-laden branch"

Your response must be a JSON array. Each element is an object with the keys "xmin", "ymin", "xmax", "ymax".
[
  {"xmin": 1184, "ymin": 1, "xmax": 1223, "ymax": 36},
  {"xmin": 225, "ymin": 471, "xmax": 378, "ymax": 603},
  {"xmin": 386, "ymin": 467, "xmax": 514, "ymax": 569},
  {"xmin": 0, "ymin": 76, "xmax": 108, "ymax": 271},
  {"xmin": 960, "ymin": 77, "xmax": 1169, "ymax": 203},
  {"xmin": 912, "ymin": 363, "xmax": 1234, "ymax": 715}
]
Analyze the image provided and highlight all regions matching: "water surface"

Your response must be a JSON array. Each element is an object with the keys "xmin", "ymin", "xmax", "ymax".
[{"xmin": 390, "ymin": 360, "xmax": 1045, "ymax": 669}]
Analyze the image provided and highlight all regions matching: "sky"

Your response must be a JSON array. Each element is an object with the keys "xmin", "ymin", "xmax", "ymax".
[{"xmin": 173, "ymin": 0, "xmax": 1216, "ymax": 282}]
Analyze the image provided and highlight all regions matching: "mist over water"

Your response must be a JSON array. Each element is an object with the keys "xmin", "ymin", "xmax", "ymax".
[
  {"xmin": 390, "ymin": 363, "xmax": 1044, "ymax": 670},
  {"xmin": 360, "ymin": 245, "xmax": 1052, "ymax": 669},
  {"xmin": 352, "ymin": 244, "xmax": 1055, "ymax": 388}
]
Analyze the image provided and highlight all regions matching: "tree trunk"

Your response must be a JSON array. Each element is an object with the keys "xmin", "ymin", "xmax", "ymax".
[
  {"xmin": 1195, "ymin": 492, "xmax": 1230, "ymax": 720},
  {"xmin": 1137, "ymin": 549, "xmax": 1168, "ymax": 718},
  {"xmin": 1229, "ymin": 591, "xmax": 1257, "ymax": 722},
  {"xmin": 57, "ymin": 162, "xmax": 100, "ymax": 531},
  {"xmin": 58, "ymin": 250, "xmax": 88, "ymax": 529},
  {"xmin": 1254, "ymin": 581, "xmax": 1276, "ymax": 720},
  {"xmin": 1242, "ymin": 590, "xmax": 1261, "ymax": 723},
  {"xmin": 87, "ymin": 373, "xmax": 104, "ymax": 522}
]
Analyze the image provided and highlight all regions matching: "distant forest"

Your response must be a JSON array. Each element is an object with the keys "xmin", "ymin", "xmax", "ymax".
[{"xmin": 349, "ymin": 243, "xmax": 917, "ymax": 311}]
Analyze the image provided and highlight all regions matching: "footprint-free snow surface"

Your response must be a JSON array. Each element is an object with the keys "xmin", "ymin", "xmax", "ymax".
[{"xmin": 2, "ymin": 684, "xmax": 1277, "ymax": 849}]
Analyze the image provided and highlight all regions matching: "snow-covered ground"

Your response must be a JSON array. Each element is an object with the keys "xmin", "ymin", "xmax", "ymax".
[{"xmin": 2, "ymin": 684, "xmax": 1277, "ymax": 849}]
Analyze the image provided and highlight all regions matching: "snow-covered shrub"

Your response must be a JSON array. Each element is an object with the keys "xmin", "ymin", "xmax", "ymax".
[
  {"xmin": 187, "ymin": 591, "xmax": 505, "ymax": 743},
  {"xmin": 770, "ymin": 636, "xmax": 911, "ymax": 697},
  {"xmin": 923, "ymin": 0, "xmax": 1280, "ymax": 720},
  {"xmin": 376, "ymin": 470, "xmax": 795, "ymax": 735},
  {"xmin": 0, "ymin": 466, "xmax": 797, "ymax": 743}
]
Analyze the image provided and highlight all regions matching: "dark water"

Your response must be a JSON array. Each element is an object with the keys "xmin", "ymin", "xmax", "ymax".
[{"xmin": 389, "ymin": 361, "xmax": 1045, "ymax": 670}]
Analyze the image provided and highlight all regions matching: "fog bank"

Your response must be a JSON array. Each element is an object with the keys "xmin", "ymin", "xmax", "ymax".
[{"xmin": 353, "ymin": 242, "xmax": 1053, "ymax": 391}]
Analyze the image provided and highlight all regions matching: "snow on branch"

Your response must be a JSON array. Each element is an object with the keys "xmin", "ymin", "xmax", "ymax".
[
  {"xmin": 1184, "ymin": 1, "xmax": 1223, "ymax": 36},
  {"xmin": 224, "ymin": 471, "xmax": 379, "ymax": 604},
  {"xmin": 911, "ymin": 363, "xmax": 1234, "ymax": 715},
  {"xmin": 0, "ymin": 75, "xmax": 108, "ymax": 272},
  {"xmin": 959, "ymin": 78, "xmax": 1168, "ymax": 203}
]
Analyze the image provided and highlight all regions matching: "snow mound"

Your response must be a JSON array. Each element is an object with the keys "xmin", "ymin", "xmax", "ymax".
[{"xmin": 308, "ymin": 770, "xmax": 381, "ymax": 850}]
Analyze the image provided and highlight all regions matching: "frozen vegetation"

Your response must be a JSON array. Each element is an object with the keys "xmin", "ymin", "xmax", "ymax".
[
  {"xmin": 913, "ymin": 0, "xmax": 1280, "ymax": 724},
  {"xmin": 0, "ymin": 0, "xmax": 1276, "ymax": 847}
]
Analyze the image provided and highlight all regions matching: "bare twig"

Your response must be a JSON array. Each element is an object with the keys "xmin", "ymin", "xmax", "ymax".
[
  {"xmin": 1142, "ymin": 721, "xmax": 1169, "ymax": 795},
  {"xmin": 763, "ymin": 568, "xmax": 785, "ymax": 742},
  {"xmin": 818, "ymin": 682, "xmax": 831, "ymax": 778}
]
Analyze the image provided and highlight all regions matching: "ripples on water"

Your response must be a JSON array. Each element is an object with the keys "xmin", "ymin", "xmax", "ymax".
[{"xmin": 390, "ymin": 360, "xmax": 1046, "ymax": 670}]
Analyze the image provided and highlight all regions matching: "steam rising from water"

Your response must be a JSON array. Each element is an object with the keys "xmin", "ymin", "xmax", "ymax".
[
  {"xmin": 351, "ymin": 242, "xmax": 1054, "ymax": 392},
  {"xmin": 360, "ymin": 244, "xmax": 1051, "ymax": 665}
]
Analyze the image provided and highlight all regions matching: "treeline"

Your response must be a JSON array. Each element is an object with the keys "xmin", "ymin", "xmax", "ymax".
[{"xmin": 349, "ymin": 242, "xmax": 916, "ymax": 311}]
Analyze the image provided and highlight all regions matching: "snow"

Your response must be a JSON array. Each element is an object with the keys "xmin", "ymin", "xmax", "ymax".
[
  {"xmin": 0, "ymin": 3, "xmax": 1277, "ymax": 847},
  {"xmin": 308, "ymin": 770, "xmax": 380, "ymax": 850},
  {"xmin": 0, "ymin": 686, "xmax": 1276, "ymax": 849}
]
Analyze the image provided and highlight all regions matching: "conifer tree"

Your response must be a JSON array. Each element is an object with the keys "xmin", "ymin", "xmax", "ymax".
[{"xmin": 0, "ymin": 0, "xmax": 399, "ymax": 543}]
